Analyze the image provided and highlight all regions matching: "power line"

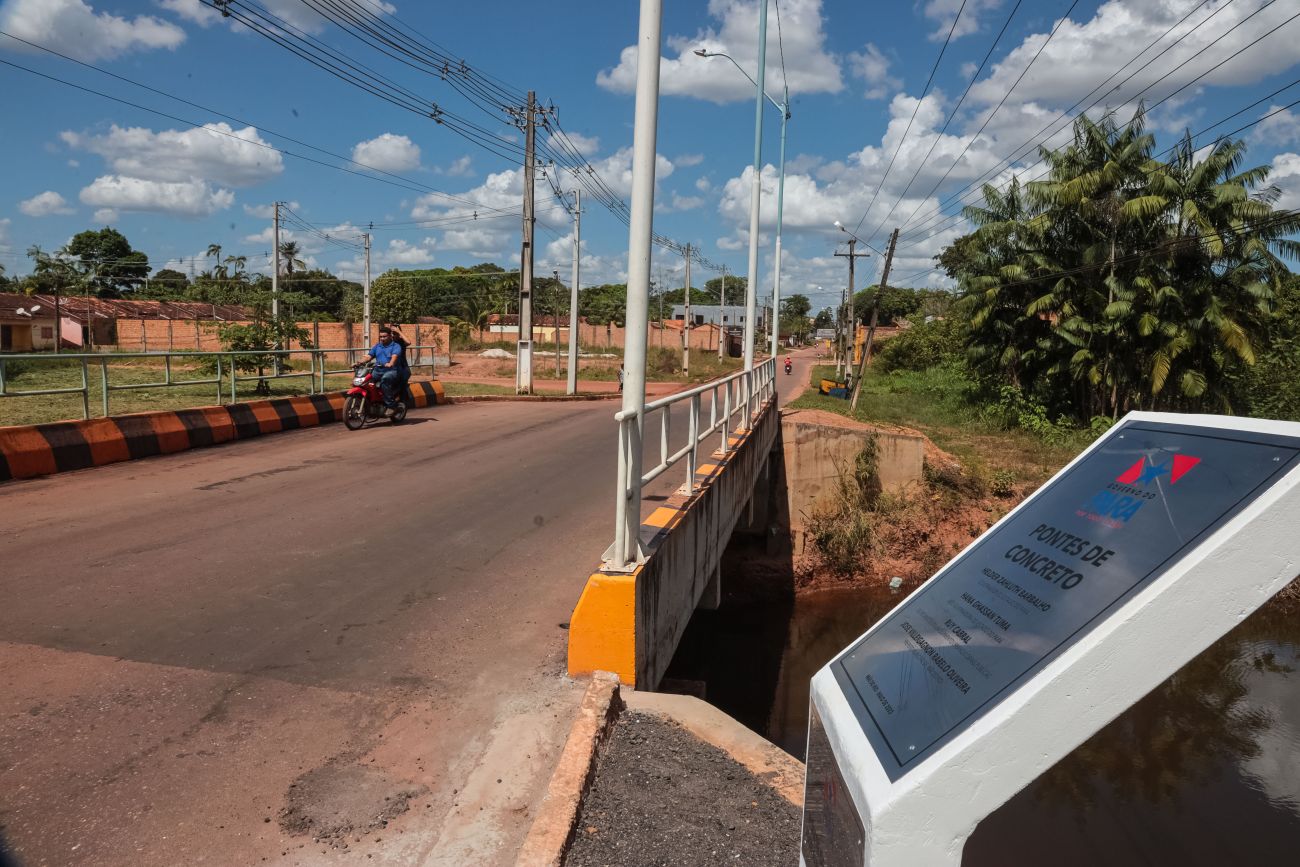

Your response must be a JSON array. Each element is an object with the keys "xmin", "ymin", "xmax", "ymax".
[
  {"xmin": 849, "ymin": 0, "xmax": 969, "ymax": 236},
  {"xmin": 896, "ymin": 0, "xmax": 1286, "ymax": 246}
]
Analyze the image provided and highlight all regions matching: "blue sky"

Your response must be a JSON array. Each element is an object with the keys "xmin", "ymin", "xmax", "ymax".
[{"xmin": 2, "ymin": 0, "xmax": 1300, "ymax": 312}]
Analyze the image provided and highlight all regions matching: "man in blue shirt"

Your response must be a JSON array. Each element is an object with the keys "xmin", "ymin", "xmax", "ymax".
[{"xmin": 364, "ymin": 327, "xmax": 404, "ymax": 411}]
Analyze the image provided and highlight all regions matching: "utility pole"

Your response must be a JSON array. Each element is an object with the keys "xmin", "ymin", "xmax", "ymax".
[
  {"xmin": 517, "ymin": 89, "xmax": 538, "ymax": 394},
  {"xmin": 272, "ymin": 201, "xmax": 281, "ymax": 323},
  {"xmin": 566, "ymin": 188, "xmax": 581, "ymax": 395},
  {"xmin": 717, "ymin": 265, "xmax": 727, "ymax": 359},
  {"xmin": 553, "ymin": 270, "xmax": 562, "ymax": 377},
  {"xmin": 835, "ymin": 286, "xmax": 847, "ymax": 377},
  {"xmin": 837, "ymin": 237, "xmax": 868, "ymax": 374},
  {"xmin": 362, "ymin": 231, "xmax": 372, "ymax": 346},
  {"xmin": 851, "ymin": 228, "xmax": 898, "ymax": 411},
  {"xmin": 834, "ymin": 238, "xmax": 869, "ymax": 373},
  {"xmin": 683, "ymin": 243, "xmax": 691, "ymax": 378}
]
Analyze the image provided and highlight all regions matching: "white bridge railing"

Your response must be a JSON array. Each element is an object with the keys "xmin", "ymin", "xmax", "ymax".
[{"xmin": 606, "ymin": 357, "xmax": 777, "ymax": 571}]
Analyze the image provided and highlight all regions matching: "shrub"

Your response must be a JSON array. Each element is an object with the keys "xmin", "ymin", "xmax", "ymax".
[{"xmin": 876, "ymin": 317, "xmax": 965, "ymax": 373}]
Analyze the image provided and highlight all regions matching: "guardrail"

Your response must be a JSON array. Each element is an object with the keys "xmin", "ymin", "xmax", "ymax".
[
  {"xmin": 607, "ymin": 356, "xmax": 777, "ymax": 571},
  {"xmin": 0, "ymin": 345, "xmax": 441, "ymax": 420}
]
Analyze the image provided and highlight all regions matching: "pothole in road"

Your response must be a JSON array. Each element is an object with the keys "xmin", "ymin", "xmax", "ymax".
[{"xmin": 279, "ymin": 759, "xmax": 425, "ymax": 847}]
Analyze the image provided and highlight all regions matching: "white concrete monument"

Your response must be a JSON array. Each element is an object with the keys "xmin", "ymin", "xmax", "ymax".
[{"xmin": 802, "ymin": 413, "xmax": 1300, "ymax": 867}]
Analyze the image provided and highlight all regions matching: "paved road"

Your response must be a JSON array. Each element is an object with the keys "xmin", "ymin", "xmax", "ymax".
[{"xmin": 0, "ymin": 353, "xmax": 817, "ymax": 867}]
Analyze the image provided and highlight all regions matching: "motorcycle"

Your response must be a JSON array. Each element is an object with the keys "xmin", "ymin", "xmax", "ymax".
[
  {"xmin": 343, "ymin": 362, "xmax": 407, "ymax": 430},
  {"xmin": 784, "ymin": 358, "xmax": 793, "ymax": 375}
]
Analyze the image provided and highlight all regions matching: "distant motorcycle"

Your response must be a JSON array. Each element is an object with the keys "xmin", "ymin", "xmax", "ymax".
[
  {"xmin": 784, "ymin": 358, "xmax": 793, "ymax": 375},
  {"xmin": 343, "ymin": 362, "xmax": 407, "ymax": 430}
]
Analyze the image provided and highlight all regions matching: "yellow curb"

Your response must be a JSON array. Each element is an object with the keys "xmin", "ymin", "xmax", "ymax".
[{"xmin": 567, "ymin": 571, "xmax": 637, "ymax": 687}]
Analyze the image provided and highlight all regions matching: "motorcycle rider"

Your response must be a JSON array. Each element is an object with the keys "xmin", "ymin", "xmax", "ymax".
[
  {"xmin": 363, "ymin": 327, "xmax": 405, "ymax": 413},
  {"xmin": 784, "ymin": 356, "xmax": 793, "ymax": 374}
]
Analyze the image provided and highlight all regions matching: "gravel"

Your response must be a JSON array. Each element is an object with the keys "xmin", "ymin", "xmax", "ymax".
[{"xmin": 564, "ymin": 711, "xmax": 800, "ymax": 867}]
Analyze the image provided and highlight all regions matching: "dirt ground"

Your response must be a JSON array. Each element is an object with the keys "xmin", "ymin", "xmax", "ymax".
[{"xmin": 565, "ymin": 712, "xmax": 800, "ymax": 867}]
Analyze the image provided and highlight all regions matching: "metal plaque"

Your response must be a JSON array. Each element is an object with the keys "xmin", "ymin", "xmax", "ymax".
[
  {"xmin": 832, "ymin": 420, "xmax": 1300, "ymax": 781},
  {"xmin": 802, "ymin": 704, "xmax": 866, "ymax": 867}
]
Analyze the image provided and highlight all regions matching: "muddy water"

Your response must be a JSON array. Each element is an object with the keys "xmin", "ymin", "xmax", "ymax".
[{"xmin": 769, "ymin": 586, "xmax": 1300, "ymax": 866}]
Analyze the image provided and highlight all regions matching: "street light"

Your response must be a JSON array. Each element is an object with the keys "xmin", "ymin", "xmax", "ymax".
[{"xmin": 694, "ymin": 46, "xmax": 791, "ymax": 362}]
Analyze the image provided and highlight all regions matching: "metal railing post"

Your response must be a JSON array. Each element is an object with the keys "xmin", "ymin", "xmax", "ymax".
[
  {"xmin": 612, "ymin": 419, "xmax": 630, "ymax": 570},
  {"xmin": 80, "ymin": 357, "xmax": 90, "ymax": 420},
  {"xmin": 215, "ymin": 355, "xmax": 223, "ymax": 406},
  {"xmin": 687, "ymin": 393, "xmax": 699, "ymax": 492},
  {"xmin": 100, "ymin": 357, "xmax": 110, "ymax": 418},
  {"xmin": 230, "ymin": 354, "xmax": 238, "ymax": 404},
  {"xmin": 721, "ymin": 382, "xmax": 732, "ymax": 455}
]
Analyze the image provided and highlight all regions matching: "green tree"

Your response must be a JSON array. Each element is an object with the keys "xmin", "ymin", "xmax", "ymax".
[
  {"xmin": 62, "ymin": 228, "xmax": 150, "ymax": 296},
  {"xmin": 945, "ymin": 109, "xmax": 1300, "ymax": 420},
  {"xmin": 212, "ymin": 291, "xmax": 313, "ymax": 395},
  {"xmin": 704, "ymin": 275, "xmax": 746, "ymax": 298},
  {"xmin": 278, "ymin": 241, "xmax": 306, "ymax": 277},
  {"xmin": 813, "ymin": 308, "xmax": 834, "ymax": 330}
]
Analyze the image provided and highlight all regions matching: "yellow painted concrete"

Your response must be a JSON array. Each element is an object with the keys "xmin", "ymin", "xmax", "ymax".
[
  {"xmin": 567, "ymin": 571, "xmax": 637, "ymax": 686},
  {"xmin": 643, "ymin": 506, "xmax": 681, "ymax": 529}
]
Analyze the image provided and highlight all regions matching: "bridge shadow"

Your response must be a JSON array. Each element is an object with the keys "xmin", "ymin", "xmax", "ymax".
[{"xmin": 661, "ymin": 422, "xmax": 798, "ymax": 745}]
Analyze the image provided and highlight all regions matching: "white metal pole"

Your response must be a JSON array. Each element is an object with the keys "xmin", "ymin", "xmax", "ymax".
[
  {"xmin": 770, "ymin": 96, "xmax": 788, "ymax": 359},
  {"xmin": 683, "ymin": 243, "xmax": 691, "ymax": 378},
  {"xmin": 362, "ymin": 232, "xmax": 371, "ymax": 347},
  {"xmin": 718, "ymin": 265, "xmax": 726, "ymax": 359},
  {"xmin": 567, "ymin": 188, "xmax": 581, "ymax": 395},
  {"xmin": 742, "ymin": 0, "xmax": 769, "ymax": 371},
  {"xmin": 614, "ymin": 0, "xmax": 663, "ymax": 569}
]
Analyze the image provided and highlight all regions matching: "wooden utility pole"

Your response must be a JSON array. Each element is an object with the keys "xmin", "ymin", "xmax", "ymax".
[
  {"xmin": 516, "ymin": 90, "xmax": 537, "ymax": 393},
  {"xmin": 850, "ymin": 228, "xmax": 898, "ymax": 411},
  {"xmin": 834, "ymin": 238, "xmax": 870, "ymax": 373},
  {"xmin": 717, "ymin": 265, "xmax": 726, "ymax": 359}
]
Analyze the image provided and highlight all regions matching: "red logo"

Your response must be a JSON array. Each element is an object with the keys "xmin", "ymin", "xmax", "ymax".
[{"xmin": 1115, "ymin": 454, "xmax": 1201, "ymax": 486}]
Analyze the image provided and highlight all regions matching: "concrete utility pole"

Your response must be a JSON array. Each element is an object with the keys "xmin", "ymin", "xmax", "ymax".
[
  {"xmin": 742, "ymin": 0, "xmax": 769, "ymax": 371},
  {"xmin": 683, "ymin": 243, "xmax": 691, "ymax": 378},
  {"xmin": 610, "ymin": 0, "xmax": 662, "ymax": 570},
  {"xmin": 517, "ymin": 90, "xmax": 538, "ymax": 394},
  {"xmin": 553, "ymin": 270, "xmax": 562, "ymax": 376},
  {"xmin": 362, "ymin": 232, "xmax": 372, "ymax": 346},
  {"xmin": 272, "ymin": 202, "xmax": 281, "ymax": 324},
  {"xmin": 851, "ymin": 228, "xmax": 899, "ymax": 411},
  {"xmin": 834, "ymin": 238, "xmax": 869, "ymax": 368},
  {"xmin": 717, "ymin": 265, "xmax": 727, "ymax": 359},
  {"xmin": 566, "ymin": 188, "xmax": 581, "ymax": 395}
]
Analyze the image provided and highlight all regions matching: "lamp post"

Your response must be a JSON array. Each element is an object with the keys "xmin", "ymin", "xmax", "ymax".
[{"xmin": 694, "ymin": 46, "xmax": 790, "ymax": 363}]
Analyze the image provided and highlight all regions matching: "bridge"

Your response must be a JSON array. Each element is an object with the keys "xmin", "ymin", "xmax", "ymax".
[{"xmin": 0, "ymin": 350, "xmax": 815, "ymax": 867}]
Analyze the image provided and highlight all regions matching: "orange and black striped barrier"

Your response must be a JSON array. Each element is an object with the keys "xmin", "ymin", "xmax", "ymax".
[{"xmin": 0, "ymin": 380, "xmax": 444, "ymax": 483}]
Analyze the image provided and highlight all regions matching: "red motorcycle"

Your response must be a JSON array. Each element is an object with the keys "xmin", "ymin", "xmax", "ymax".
[{"xmin": 343, "ymin": 362, "xmax": 407, "ymax": 429}]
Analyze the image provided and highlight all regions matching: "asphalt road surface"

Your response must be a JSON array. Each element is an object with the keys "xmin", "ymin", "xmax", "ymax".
[{"xmin": 0, "ymin": 351, "xmax": 817, "ymax": 867}]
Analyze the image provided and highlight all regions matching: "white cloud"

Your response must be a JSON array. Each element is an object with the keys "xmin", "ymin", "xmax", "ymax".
[
  {"xmin": 553, "ymin": 131, "xmax": 601, "ymax": 157},
  {"xmin": 1271, "ymin": 152, "xmax": 1300, "ymax": 209},
  {"xmin": 445, "ymin": 155, "xmax": 474, "ymax": 177},
  {"xmin": 0, "ymin": 0, "xmax": 185, "ymax": 62},
  {"xmin": 79, "ymin": 176, "xmax": 234, "ymax": 218},
  {"xmin": 93, "ymin": 208, "xmax": 118, "ymax": 223},
  {"xmin": 969, "ymin": 1, "xmax": 1300, "ymax": 110},
  {"xmin": 660, "ymin": 191, "xmax": 706, "ymax": 213},
  {"xmin": 61, "ymin": 123, "xmax": 283, "ymax": 187},
  {"xmin": 19, "ymin": 190, "xmax": 74, "ymax": 217},
  {"xmin": 0, "ymin": 218, "xmax": 11, "ymax": 245},
  {"xmin": 156, "ymin": 0, "xmax": 219, "ymax": 26},
  {"xmin": 384, "ymin": 237, "xmax": 436, "ymax": 265},
  {"xmin": 849, "ymin": 43, "xmax": 901, "ymax": 100},
  {"xmin": 242, "ymin": 200, "xmax": 300, "ymax": 219},
  {"xmin": 1255, "ymin": 107, "xmax": 1300, "ymax": 149},
  {"xmin": 922, "ymin": 0, "xmax": 1003, "ymax": 42},
  {"xmin": 597, "ymin": 0, "xmax": 842, "ymax": 103},
  {"xmin": 352, "ymin": 133, "xmax": 421, "ymax": 172},
  {"xmin": 676, "ymin": 153, "xmax": 706, "ymax": 168}
]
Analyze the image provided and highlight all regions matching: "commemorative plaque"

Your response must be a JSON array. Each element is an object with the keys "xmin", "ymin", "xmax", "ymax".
[{"xmin": 829, "ymin": 419, "xmax": 1300, "ymax": 780}]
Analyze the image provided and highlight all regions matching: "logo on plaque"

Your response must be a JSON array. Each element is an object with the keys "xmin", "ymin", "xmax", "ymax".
[{"xmin": 1079, "ymin": 452, "xmax": 1202, "ymax": 527}]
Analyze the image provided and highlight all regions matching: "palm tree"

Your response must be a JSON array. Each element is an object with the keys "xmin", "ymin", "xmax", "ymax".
[
  {"xmin": 278, "ymin": 241, "xmax": 306, "ymax": 278},
  {"xmin": 205, "ymin": 244, "xmax": 227, "ymax": 281}
]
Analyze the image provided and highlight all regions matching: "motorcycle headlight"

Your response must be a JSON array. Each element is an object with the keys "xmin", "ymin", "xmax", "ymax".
[{"xmin": 352, "ymin": 376, "xmax": 367, "ymax": 386}]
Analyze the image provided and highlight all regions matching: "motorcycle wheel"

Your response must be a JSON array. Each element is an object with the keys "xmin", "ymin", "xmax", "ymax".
[
  {"xmin": 391, "ymin": 401, "xmax": 408, "ymax": 423},
  {"xmin": 343, "ymin": 394, "xmax": 367, "ymax": 430}
]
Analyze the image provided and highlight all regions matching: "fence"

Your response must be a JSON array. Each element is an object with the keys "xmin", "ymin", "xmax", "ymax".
[
  {"xmin": 608, "ymin": 357, "xmax": 777, "ymax": 570},
  {"xmin": 0, "ymin": 345, "xmax": 441, "ymax": 421}
]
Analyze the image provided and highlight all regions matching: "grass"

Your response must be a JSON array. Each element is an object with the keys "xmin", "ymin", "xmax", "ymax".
[
  {"xmin": 789, "ymin": 364, "xmax": 1089, "ymax": 487},
  {"xmin": 441, "ymin": 382, "xmax": 518, "ymax": 397},
  {"xmin": 0, "ymin": 358, "xmax": 360, "ymax": 428}
]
